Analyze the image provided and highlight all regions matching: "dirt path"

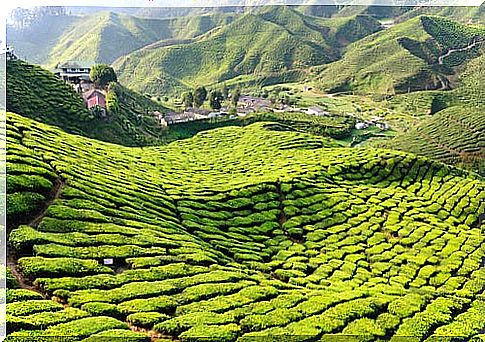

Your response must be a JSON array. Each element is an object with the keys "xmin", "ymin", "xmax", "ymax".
[
  {"xmin": 29, "ymin": 179, "xmax": 65, "ymax": 228},
  {"xmin": 7, "ymin": 177, "xmax": 65, "ymax": 294},
  {"xmin": 6, "ymin": 253, "xmax": 45, "ymax": 296},
  {"xmin": 438, "ymin": 38, "xmax": 484, "ymax": 65}
]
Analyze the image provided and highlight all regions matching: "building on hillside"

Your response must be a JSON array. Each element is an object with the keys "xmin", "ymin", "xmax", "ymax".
[
  {"xmin": 238, "ymin": 96, "xmax": 272, "ymax": 110},
  {"xmin": 153, "ymin": 111, "xmax": 168, "ymax": 127},
  {"xmin": 6, "ymin": 45, "xmax": 18, "ymax": 60},
  {"xmin": 55, "ymin": 61, "xmax": 93, "ymax": 84},
  {"xmin": 165, "ymin": 112, "xmax": 196, "ymax": 125},
  {"xmin": 376, "ymin": 122, "xmax": 389, "ymax": 130},
  {"xmin": 184, "ymin": 108, "xmax": 211, "ymax": 119},
  {"xmin": 355, "ymin": 122, "xmax": 369, "ymax": 130},
  {"xmin": 83, "ymin": 89, "xmax": 106, "ymax": 116},
  {"xmin": 236, "ymin": 107, "xmax": 255, "ymax": 117},
  {"xmin": 306, "ymin": 106, "xmax": 329, "ymax": 116},
  {"xmin": 208, "ymin": 112, "xmax": 225, "ymax": 119}
]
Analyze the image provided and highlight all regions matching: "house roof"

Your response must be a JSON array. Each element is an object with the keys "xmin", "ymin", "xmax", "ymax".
[
  {"xmin": 83, "ymin": 89, "xmax": 105, "ymax": 100},
  {"xmin": 308, "ymin": 106, "xmax": 326, "ymax": 112},
  {"xmin": 58, "ymin": 61, "xmax": 94, "ymax": 69}
]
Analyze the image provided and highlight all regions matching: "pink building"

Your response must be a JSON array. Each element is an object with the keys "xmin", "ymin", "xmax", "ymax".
[{"xmin": 83, "ymin": 89, "xmax": 106, "ymax": 110}]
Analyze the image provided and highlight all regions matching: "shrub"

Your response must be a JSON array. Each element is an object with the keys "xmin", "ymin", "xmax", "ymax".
[
  {"xmin": 80, "ymin": 329, "xmax": 150, "ymax": 342},
  {"xmin": 117, "ymin": 295, "xmax": 177, "ymax": 315},
  {"xmin": 6, "ymin": 289, "xmax": 43, "ymax": 303},
  {"xmin": 155, "ymin": 312, "xmax": 234, "ymax": 336},
  {"xmin": 6, "ymin": 300, "xmax": 63, "ymax": 316},
  {"xmin": 7, "ymin": 307, "xmax": 89, "ymax": 332},
  {"xmin": 127, "ymin": 312, "xmax": 170, "ymax": 329},
  {"xmin": 45, "ymin": 316, "xmax": 128, "ymax": 339},
  {"xmin": 7, "ymin": 192, "xmax": 45, "ymax": 219},
  {"xmin": 18, "ymin": 257, "xmax": 113, "ymax": 279},
  {"xmin": 179, "ymin": 323, "xmax": 240, "ymax": 342},
  {"xmin": 81, "ymin": 302, "xmax": 122, "ymax": 319}
]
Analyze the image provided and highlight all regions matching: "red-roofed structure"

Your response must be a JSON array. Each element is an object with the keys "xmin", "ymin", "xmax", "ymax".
[{"xmin": 83, "ymin": 89, "xmax": 106, "ymax": 110}]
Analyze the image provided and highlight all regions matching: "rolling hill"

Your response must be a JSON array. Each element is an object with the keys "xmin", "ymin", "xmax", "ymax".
[
  {"xmin": 113, "ymin": 6, "xmax": 382, "ymax": 95},
  {"xmin": 7, "ymin": 11, "xmax": 236, "ymax": 67},
  {"xmin": 390, "ymin": 106, "xmax": 484, "ymax": 173},
  {"xmin": 383, "ymin": 51, "xmax": 485, "ymax": 175},
  {"xmin": 5, "ymin": 111, "xmax": 485, "ymax": 341},
  {"xmin": 313, "ymin": 15, "xmax": 485, "ymax": 95},
  {"xmin": 6, "ymin": 59, "xmax": 167, "ymax": 146}
]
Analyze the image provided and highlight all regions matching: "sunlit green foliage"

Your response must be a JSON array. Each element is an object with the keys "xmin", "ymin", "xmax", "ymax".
[{"xmin": 5, "ymin": 111, "xmax": 484, "ymax": 341}]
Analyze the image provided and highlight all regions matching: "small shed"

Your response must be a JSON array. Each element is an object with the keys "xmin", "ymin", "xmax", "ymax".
[{"xmin": 83, "ymin": 89, "xmax": 106, "ymax": 115}]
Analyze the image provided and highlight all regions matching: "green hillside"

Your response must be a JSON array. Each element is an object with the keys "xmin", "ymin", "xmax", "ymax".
[
  {"xmin": 6, "ymin": 59, "xmax": 167, "ymax": 146},
  {"xmin": 382, "ymin": 52, "xmax": 484, "ymax": 174},
  {"xmin": 8, "ymin": 11, "xmax": 235, "ymax": 67},
  {"xmin": 313, "ymin": 15, "xmax": 485, "ymax": 95},
  {"xmin": 390, "ymin": 106, "xmax": 484, "ymax": 174},
  {"xmin": 6, "ymin": 111, "xmax": 485, "ymax": 341},
  {"xmin": 114, "ymin": 7, "xmax": 381, "ymax": 95}
]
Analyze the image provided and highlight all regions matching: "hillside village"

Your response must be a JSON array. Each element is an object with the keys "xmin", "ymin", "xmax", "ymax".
[
  {"xmin": 53, "ymin": 59, "xmax": 391, "ymax": 134},
  {"xmin": 54, "ymin": 61, "xmax": 108, "ymax": 116}
]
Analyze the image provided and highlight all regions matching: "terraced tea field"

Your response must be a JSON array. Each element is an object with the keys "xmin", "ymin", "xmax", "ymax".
[
  {"xmin": 242, "ymin": 112, "xmax": 355, "ymax": 139},
  {"xmin": 5, "ymin": 111, "xmax": 485, "ymax": 341},
  {"xmin": 392, "ymin": 106, "xmax": 485, "ymax": 173}
]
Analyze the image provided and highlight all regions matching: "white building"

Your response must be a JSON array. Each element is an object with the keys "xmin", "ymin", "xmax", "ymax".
[
  {"xmin": 355, "ymin": 122, "xmax": 369, "ymax": 130},
  {"xmin": 54, "ymin": 61, "xmax": 93, "ymax": 84},
  {"xmin": 376, "ymin": 122, "xmax": 389, "ymax": 130},
  {"xmin": 306, "ymin": 106, "xmax": 329, "ymax": 116}
]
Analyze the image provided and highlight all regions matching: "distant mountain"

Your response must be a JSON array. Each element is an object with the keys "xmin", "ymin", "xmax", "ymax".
[
  {"xmin": 113, "ymin": 6, "xmax": 382, "ymax": 95},
  {"xmin": 7, "ymin": 11, "xmax": 236, "ymax": 67},
  {"xmin": 6, "ymin": 59, "xmax": 167, "ymax": 146},
  {"xmin": 298, "ymin": 5, "xmax": 413, "ymax": 19},
  {"xmin": 66, "ymin": 6, "xmax": 246, "ymax": 18},
  {"xmin": 313, "ymin": 15, "xmax": 485, "ymax": 95},
  {"xmin": 395, "ymin": 4, "xmax": 484, "ymax": 24}
]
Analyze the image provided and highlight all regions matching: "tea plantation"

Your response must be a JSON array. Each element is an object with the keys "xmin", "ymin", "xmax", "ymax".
[
  {"xmin": 5, "ymin": 111, "xmax": 485, "ymax": 341},
  {"xmin": 391, "ymin": 106, "xmax": 484, "ymax": 174}
]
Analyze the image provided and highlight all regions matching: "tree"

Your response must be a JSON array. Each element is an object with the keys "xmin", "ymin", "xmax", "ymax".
[
  {"xmin": 193, "ymin": 86, "xmax": 207, "ymax": 107},
  {"xmin": 106, "ymin": 89, "xmax": 119, "ymax": 115},
  {"xmin": 221, "ymin": 84, "xmax": 229, "ymax": 100},
  {"xmin": 90, "ymin": 64, "xmax": 117, "ymax": 89},
  {"xmin": 231, "ymin": 88, "xmax": 241, "ymax": 107},
  {"xmin": 182, "ymin": 91, "xmax": 194, "ymax": 108},
  {"xmin": 209, "ymin": 90, "xmax": 223, "ymax": 110}
]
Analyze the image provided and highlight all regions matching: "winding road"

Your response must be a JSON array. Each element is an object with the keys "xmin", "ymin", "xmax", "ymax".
[{"xmin": 438, "ymin": 37, "xmax": 484, "ymax": 65}]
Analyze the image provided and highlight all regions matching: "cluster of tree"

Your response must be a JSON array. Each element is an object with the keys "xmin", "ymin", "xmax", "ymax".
[
  {"xmin": 260, "ymin": 87, "xmax": 295, "ymax": 106},
  {"xmin": 181, "ymin": 85, "xmax": 241, "ymax": 110},
  {"xmin": 90, "ymin": 64, "xmax": 117, "ymax": 89},
  {"xmin": 106, "ymin": 82, "xmax": 120, "ymax": 115}
]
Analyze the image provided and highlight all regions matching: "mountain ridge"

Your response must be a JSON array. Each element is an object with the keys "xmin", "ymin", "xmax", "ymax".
[{"xmin": 113, "ymin": 7, "xmax": 382, "ymax": 95}]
